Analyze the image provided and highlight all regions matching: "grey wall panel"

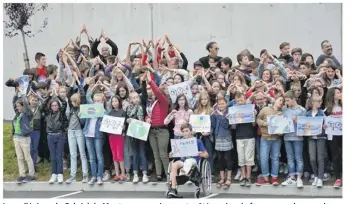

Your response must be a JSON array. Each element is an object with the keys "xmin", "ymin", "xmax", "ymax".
[{"xmin": 3, "ymin": 3, "xmax": 341, "ymax": 120}]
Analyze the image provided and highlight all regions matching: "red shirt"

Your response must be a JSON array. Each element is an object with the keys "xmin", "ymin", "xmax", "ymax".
[
  {"xmin": 36, "ymin": 66, "xmax": 47, "ymax": 82},
  {"xmin": 147, "ymin": 80, "xmax": 169, "ymax": 127}
]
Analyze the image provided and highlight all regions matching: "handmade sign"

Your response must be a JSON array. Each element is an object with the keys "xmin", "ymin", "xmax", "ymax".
[
  {"xmin": 171, "ymin": 138, "xmax": 198, "ymax": 157},
  {"xmin": 99, "ymin": 116, "xmax": 125, "ymax": 135},
  {"xmin": 18, "ymin": 75, "xmax": 29, "ymax": 95},
  {"xmin": 228, "ymin": 104, "xmax": 255, "ymax": 124},
  {"xmin": 267, "ymin": 115, "xmax": 295, "ymax": 134},
  {"xmin": 126, "ymin": 119, "xmax": 151, "ymax": 141},
  {"xmin": 297, "ymin": 116, "xmax": 324, "ymax": 136},
  {"xmin": 167, "ymin": 81, "xmax": 193, "ymax": 103},
  {"xmin": 189, "ymin": 115, "xmax": 211, "ymax": 133},
  {"xmin": 324, "ymin": 116, "xmax": 342, "ymax": 136},
  {"xmin": 79, "ymin": 104, "xmax": 105, "ymax": 118}
]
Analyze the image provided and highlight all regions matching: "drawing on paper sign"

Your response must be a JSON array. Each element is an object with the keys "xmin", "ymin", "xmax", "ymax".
[
  {"xmin": 189, "ymin": 115, "xmax": 211, "ymax": 133},
  {"xmin": 267, "ymin": 115, "xmax": 295, "ymax": 134},
  {"xmin": 167, "ymin": 81, "xmax": 193, "ymax": 103},
  {"xmin": 324, "ymin": 116, "xmax": 342, "ymax": 135},
  {"xmin": 171, "ymin": 138, "xmax": 198, "ymax": 157},
  {"xmin": 100, "ymin": 115, "xmax": 125, "ymax": 135},
  {"xmin": 228, "ymin": 104, "xmax": 255, "ymax": 124},
  {"xmin": 126, "ymin": 119, "xmax": 151, "ymax": 141},
  {"xmin": 297, "ymin": 116, "xmax": 324, "ymax": 136}
]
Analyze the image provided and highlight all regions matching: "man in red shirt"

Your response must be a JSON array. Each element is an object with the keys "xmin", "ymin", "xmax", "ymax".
[{"xmin": 35, "ymin": 52, "xmax": 47, "ymax": 83}]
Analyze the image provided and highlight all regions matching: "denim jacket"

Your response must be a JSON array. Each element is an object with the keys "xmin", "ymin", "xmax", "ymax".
[
  {"xmin": 306, "ymin": 108, "xmax": 326, "ymax": 139},
  {"xmin": 210, "ymin": 110, "xmax": 231, "ymax": 138}
]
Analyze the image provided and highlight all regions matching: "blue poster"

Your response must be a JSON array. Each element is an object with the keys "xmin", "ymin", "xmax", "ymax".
[
  {"xmin": 268, "ymin": 115, "xmax": 295, "ymax": 134},
  {"xmin": 297, "ymin": 116, "xmax": 324, "ymax": 136},
  {"xmin": 18, "ymin": 75, "xmax": 29, "ymax": 94},
  {"xmin": 228, "ymin": 104, "xmax": 255, "ymax": 124}
]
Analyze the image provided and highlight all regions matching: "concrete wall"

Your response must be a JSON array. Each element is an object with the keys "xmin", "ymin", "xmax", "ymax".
[{"xmin": 3, "ymin": 3, "xmax": 342, "ymax": 120}]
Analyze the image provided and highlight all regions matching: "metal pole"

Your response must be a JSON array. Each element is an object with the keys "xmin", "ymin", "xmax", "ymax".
[{"xmin": 149, "ymin": 3, "xmax": 154, "ymax": 40}]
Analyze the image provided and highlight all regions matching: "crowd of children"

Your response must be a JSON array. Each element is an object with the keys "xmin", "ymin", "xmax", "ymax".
[{"xmin": 6, "ymin": 26, "xmax": 343, "ymax": 195}]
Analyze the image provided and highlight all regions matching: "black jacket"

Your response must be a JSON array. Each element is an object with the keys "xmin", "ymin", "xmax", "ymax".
[
  {"xmin": 43, "ymin": 96, "xmax": 68, "ymax": 133},
  {"xmin": 91, "ymin": 38, "xmax": 118, "ymax": 64}
]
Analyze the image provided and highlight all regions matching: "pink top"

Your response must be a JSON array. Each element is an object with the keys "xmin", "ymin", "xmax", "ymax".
[{"xmin": 164, "ymin": 109, "xmax": 192, "ymax": 136}]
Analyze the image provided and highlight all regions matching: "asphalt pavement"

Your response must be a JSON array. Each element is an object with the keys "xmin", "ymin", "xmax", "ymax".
[{"xmin": 3, "ymin": 191, "xmax": 342, "ymax": 199}]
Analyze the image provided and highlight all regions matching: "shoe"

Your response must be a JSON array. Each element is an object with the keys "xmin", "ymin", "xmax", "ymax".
[
  {"xmin": 252, "ymin": 166, "xmax": 258, "ymax": 172},
  {"xmin": 234, "ymin": 169, "xmax": 241, "ymax": 180},
  {"xmin": 126, "ymin": 173, "xmax": 131, "ymax": 181},
  {"xmin": 17, "ymin": 176, "xmax": 26, "ymax": 184},
  {"xmin": 334, "ymin": 179, "xmax": 342, "ymax": 188},
  {"xmin": 317, "ymin": 179, "xmax": 323, "ymax": 188},
  {"xmin": 24, "ymin": 176, "xmax": 36, "ymax": 182},
  {"xmin": 246, "ymin": 178, "xmax": 252, "ymax": 187},
  {"xmin": 156, "ymin": 175, "xmax": 163, "ymax": 182},
  {"xmin": 281, "ymin": 177, "xmax": 296, "ymax": 186},
  {"xmin": 112, "ymin": 176, "xmax": 120, "ymax": 183},
  {"xmin": 255, "ymin": 177, "xmax": 270, "ymax": 186},
  {"xmin": 97, "ymin": 177, "xmax": 103, "ymax": 185},
  {"xmin": 309, "ymin": 174, "xmax": 315, "ymax": 182},
  {"xmin": 279, "ymin": 164, "xmax": 284, "ymax": 174},
  {"xmin": 49, "ymin": 174, "xmax": 58, "ymax": 184},
  {"xmin": 63, "ymin": 160, "xmax": 68, "ymax": 170},
  {"xmin": 271, "ymin": 177, "xmax": 279, "ymax": 186},
  {"xmin": 185, "ymin": 181, "xmax": 193, "ymax": 185},
  {"xmin": 88, "ymin": 177, "xmax": 97, "ymax": 185},
  {"xmin": 132, "ymin": 174, "xmax": 139, "ymax": 183},
  {"xmin": 323, "ymin": 173, "xmax": 330, "ymax": 181},
  {"xmin": 82, "ymin": 176, "xmax": 89, "ymax": 183},
  {"xmin": 57, "ymin": 174, "xmax": 64, "ymax": 184},
  {"xmin": 240, "ymin": 178, "xmax": 247, "ymax": 186},
  {"xmin": 296, "ymin": 179, "xmax": 303, "ymax": 188},
  {"xmin": 312, "ymin": 177, "xmax": 318, "ymax": 186},
  {"xmin": 167, "ymin": 188, "xmax": 181, "ymax": 198},
  {"xmin": 283, "ymin": 164, "xmax": 288, "ymax": 174},
  {"xmin": 147, "ymin": 169, "xmax": 153, "ymax": 177},
  {"xmin": 142, "ymin": 174, "xmax": 149, "ymax": 183},
  {"xmin": 304, "ymin": 172, "xmax": 310, "ymax": 179},
  {"xmin": 102, "ymin": 171, "xmax": 111, "ymax": 182},
  {"xmin": 257, "ymin": 174, "xmax": 263, "ymax": 179},
  {"xmin": 65, "ymin": 176, "xmax": 76, "ymax": 184}
]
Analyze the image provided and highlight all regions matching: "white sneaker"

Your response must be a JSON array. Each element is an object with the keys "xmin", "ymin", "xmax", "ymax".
[
  {"xmin": 102, "ymin": 171, "xmax": 111, "ymax": 182},
  {"xmin": 296, "ymin": 179, "xmax": 303, "ymax": 188},
  {"xmin": 323, "ymin": 173, "xmax": 330, "ymax": 181},
  {"xmin": 57, "ymin": 174, "xmax": 64, "ymax": 184},
  {"xmin": 317, "ymin": 179, "xmax": 323, "ymax": 188},
  {"xmin": 49, "ymin": 174, "xmax": 57, "ymax": 184},
  {"xmin": 142, "ymin": 174, "xmax": 149, "ymax": 183},
  {"xmin": 234, "ymin": 169, "xmax": 241, "ymax": 180},
  {"xmin": 132, "ymin": 174, "xmax": 139, "ymax": 183},
  {"xmin": 312, "ymin": 177, "xmax": 318, "ymax": 186},
  {"xmin": 281, "ymin": 177, "xmax": 296, "ymax": 186},
  {"xmin": 309, "ymin": 174, "xmax": 315, "ymax": 182}
]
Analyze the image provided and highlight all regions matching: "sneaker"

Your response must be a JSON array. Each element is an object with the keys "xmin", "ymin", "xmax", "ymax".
[
  {"xmin": 156, "ymin": 175, "xmax": 163, "ymax": 182},
  {"xmin": 82, "ymin": 176, "xmax": 89, "ymax": 183},
  {"xmin": 309, "ymin": 174, "xmax": 315, "ymax": 182},
  {"xmin": 167, "ymin": 188, "xmax": 180, "ymax": 198},
  {"xmin": 317, "ymin": 179, "xmax": 323, "ymax": 188},
  {"xmin": 185, "ymin": 180, "xmax": 193, "ymax": 185},
  {"xmin": 17, "ymin": 176, "xmax": 26, "ymax": 184},
  {"xmin": 271, "ymin": 177, "xmax": 279, "ymax": 186},
  {"xmin": 281, "ymin": 177, "xmax": 296, "ymax": 186},
  {"xmin": 257, "ymin": 174, "xmax": 263, "ymax": 179},
  {"xmin": 88, "ymin": 177, "xmax": 97, "ymax": 185},
  {"xmin": 303, "ymin": 172, "xmax": 310, "ymax": 179},
  {"xmin": 234, "ymin": 169, "xmax": 241, "ymax": 180},
  {"xmin": 246, "ymin": 178, "xmax": 252, "ymax": 187},
  {"xmin": 240, "ymin": 178, "xmax": 247, "ymax": 186},
  {"xmin": 125, "ymin": 173, "xmax": 131, "ymax": 181},
  {"xmin": 49, "ymin": 174, "xmax": 57, "ymax": 184},
  {"xmin": 97, "ymin": 177, "xmax": 103, "ymax": 185},
  {"xmin": 323, "ymin": 173, "xmax": 330, "ymax": 181},
  {"xmin": 112, "ymin": 176, "xmax": 120, "ymax": 183},
  {"xmin": 142, "ymin": 174, "xmax": 149, "ymax": 183},
  {"xmin": 296, "ymin": 179, "xmax": 304, "ymax": 188},
  {"xmin": 102, "ymin": 171, "xmax": 111, "ymax": 182},
  {"xmin": 255, "ymin": 177, "xmax": 270, "ymax": 186},
  {"xmin": 333, "ymin": 179, "xmax": 342, "ymax": 188},
  {"xmin": 65, "ymin": 176, "xmax": 76, "ymax": 184},
  {"xmin": 132, "ymin": 174, "xmax": 139, "ymax": 183},
  {"xmin": 57, "ymin": 174, "xmax": 64, "ymax": 184},
  {"xmin": 312, "ymin": 177, "xmax": 318, "ymax": 186}
]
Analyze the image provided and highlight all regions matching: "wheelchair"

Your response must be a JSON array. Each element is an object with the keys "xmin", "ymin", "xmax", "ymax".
[{"xmin": 166, "ymin": 158, "xmax": 212, "ymax": 198}]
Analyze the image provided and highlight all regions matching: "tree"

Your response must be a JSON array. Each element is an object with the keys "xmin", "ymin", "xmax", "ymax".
[{"xmin": 3, "ymin": 3, "xmax": 48, "ymax": 69}]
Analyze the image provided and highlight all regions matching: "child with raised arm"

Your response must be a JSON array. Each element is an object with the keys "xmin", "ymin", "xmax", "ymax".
[{"xmin": 167, "ymin": 123, "xmax": 208, "ymax": 198}]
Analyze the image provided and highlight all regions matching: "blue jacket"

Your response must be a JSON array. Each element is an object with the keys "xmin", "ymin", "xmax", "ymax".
[
  {"xmin": 12, "ymin": 95, "xmax": 33, "ymax": 136},
  {"xmin": 210, "ymin": 110, "xmax": 231, "ymax": 138},
  {"xmin": 306, "ymin": 108, "xmax": 326, "ymax": 139}
]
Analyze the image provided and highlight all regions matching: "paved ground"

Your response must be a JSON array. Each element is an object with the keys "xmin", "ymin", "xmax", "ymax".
[{"xmin": 3, "ymin": 191, "xmax": 342, "ymax": 199}]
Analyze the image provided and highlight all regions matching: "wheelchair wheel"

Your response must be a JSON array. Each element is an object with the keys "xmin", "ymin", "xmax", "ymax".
[
  {"xmin": 201, "ymin": 159, "xmax": 212, "ymax": 196},
  {"xmin": 166, "ymin": 161, "xmax": 172, "ymax": 185}
]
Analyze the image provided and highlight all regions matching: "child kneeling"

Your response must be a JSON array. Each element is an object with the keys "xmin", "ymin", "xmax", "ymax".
[{"xmin": 167, "ymin": 124, "xmax": 208, "ymax": 198}]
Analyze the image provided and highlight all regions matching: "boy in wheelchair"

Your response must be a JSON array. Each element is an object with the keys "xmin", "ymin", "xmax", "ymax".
[{"xmin": 167, "ymin": 123, "xmax": 209, "ymax": 198}]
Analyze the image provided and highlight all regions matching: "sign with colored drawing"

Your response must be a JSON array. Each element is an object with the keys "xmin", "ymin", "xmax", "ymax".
[
  {"xmin": 171, "ymin": 138, "xmax": 198, "ymax": 158},
  {"xmin": 167, "ymin": 81, "xmax": 193, "ymax": 103},
  {"xmin": 18, "ymin": 75, "xmax": 29, "ymax": 94},
  {"xmin": 189, "ymin": 115, "xmax": 211, "ymax": 133},
  {"xmin": 267, "ymin": 115, "xmax": 295, "ymax": 134},
  {"xmin": 79, "ymin": 104, "xmax": 105, "ymax": 118},
  {"xmin": 99, "ymin": 116, "xmax": 125, "ymax": 135},
  {"xmin": 297, "ymin": 116, "xmax": 324, "ymax": 136},
  {"xmin": 324, "ymin": 116, "xmax": 342, "ymax": 136},
  {"xmin": 228, "ymin": 104, "xmax": 255, "ymax": 124},
  {"xmin": 126, "ymin": 119, "xmax": 151, "ymax": 141}
]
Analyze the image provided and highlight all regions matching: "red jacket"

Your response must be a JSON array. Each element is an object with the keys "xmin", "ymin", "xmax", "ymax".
[{"xmin": 147, "ymin": 80, "xmax": 169, "ymax": 127}]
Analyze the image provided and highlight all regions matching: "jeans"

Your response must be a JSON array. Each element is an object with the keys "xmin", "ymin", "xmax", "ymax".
[
  {"xmin": 260, "ymin": 138, "xmax": 281, "ymax": 177},
  {"xmin": 68, "ymin": 130, "xmax": 88, "ymax": 178},
  {"xmin": 284, "ymin": 140, "xmax": 304, "ymax": 176},
  {"xmin": 13, "ymin": 136, "xmax": 35, "ymax": 177},
  {"xmin": 201, "ymin": 136, "xmax": 214, "ymax": 172},
  {"xmin": 124, "ymin": 136, "xmax": 132, "ymax": 172},
  {"xmin": 132, "ymin": 139, "xmax": 148, "ymax": 172},
  {"xmin": 329, "ymin": 136, "xmax": 342, "ymax": 179},
  {"xmin": 47, "ymin": 133, "xmax": 65, "ymax": 174},
  {"xmin": 29, "ymin": 130, "xmax": 40, "ymax": 166},
  {"xmin": 86, "ymin": 137, "xmax": 104, "ymax": 178},
  {"xmin": 149, "ymin": 128, "xmax": 170, "ymax": 176},
  {"xmin": 255, "ymin": 135, "xmax": 261, "ymax": 170},
  {"xmin": 308, "ymin": 139, "xmax": 325, "ymax": 179}
]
